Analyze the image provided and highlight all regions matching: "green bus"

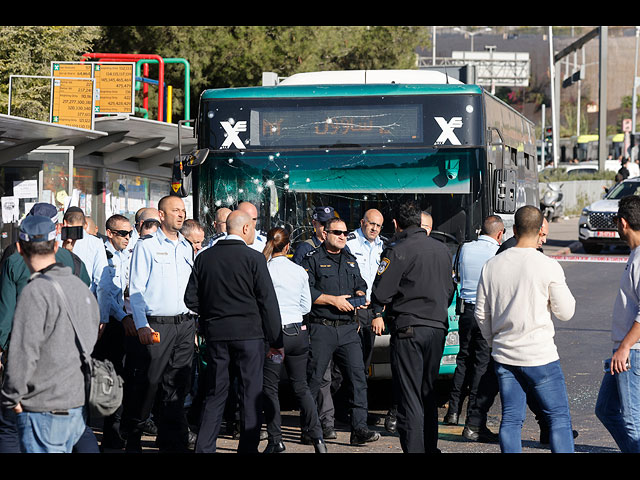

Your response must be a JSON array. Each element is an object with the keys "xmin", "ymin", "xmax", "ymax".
[{"xmin": 177, "ymin": 69, "xmax": 539, "ymax": 378}]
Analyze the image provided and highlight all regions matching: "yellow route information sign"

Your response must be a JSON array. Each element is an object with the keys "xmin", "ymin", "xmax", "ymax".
[
  {"xmin": 94, "ymin": 63, "xmax": 135, "ymax": 114},
  {"xmin": 52, "ymin": 62, "xmax": 92, "ymax": 79},
  {"xmin": 51, "ymin": 77, "xmax": 95, "ymax": 130}
]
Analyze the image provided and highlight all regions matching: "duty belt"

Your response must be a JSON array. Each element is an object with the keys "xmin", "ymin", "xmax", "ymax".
[
  {"xmin": 309, "ymin": 317, "xmax": 354, "ymax": 327},
  {"xmin": 147, "ymin": 313, "xmax": 192, "ymax": 324}
]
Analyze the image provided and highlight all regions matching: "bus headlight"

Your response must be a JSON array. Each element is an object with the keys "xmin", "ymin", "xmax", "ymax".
[
  {"xmin": 440, "ymin": 354, "xmax": 457, "ymax": 365},
  {"xmin": 445, "ymin": 330, "xmax": 459, "ymax": 346}
]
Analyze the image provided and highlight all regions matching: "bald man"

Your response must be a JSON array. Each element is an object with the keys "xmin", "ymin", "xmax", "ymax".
[
  {"xmin": 185, "ymin": 209, "xmax": 283, "ymax": 453},
  {"xmin": 237, "ymin": 202, "xmax": 267, "ymax": 252}
]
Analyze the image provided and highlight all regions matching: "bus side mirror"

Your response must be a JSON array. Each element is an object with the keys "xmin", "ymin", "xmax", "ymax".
[
  {"xmin": 171, "ymin": 148, "xmax": 209, "ymax": 197},
  {"xmin": 493, "ymin": 168, "xmax": 516, "ymax": 214}
]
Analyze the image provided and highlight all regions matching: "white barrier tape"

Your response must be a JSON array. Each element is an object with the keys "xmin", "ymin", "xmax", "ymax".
[{"xmin": 548, "ymin": 255, "xmax": 628, "ymax": 263}]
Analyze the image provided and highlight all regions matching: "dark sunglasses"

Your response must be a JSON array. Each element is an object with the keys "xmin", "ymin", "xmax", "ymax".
[
  {"xmin": 110, "ymin": 229, "xmax": 133, "ymax": 238},
  {"xmin": 327, "ymin": 230, "xmax": 349, "ymax": 237}
]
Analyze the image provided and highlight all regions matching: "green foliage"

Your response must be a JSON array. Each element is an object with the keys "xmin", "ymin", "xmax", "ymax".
[
  {"xmin": 1, "ymin": 26, "xmax": 431, "ymax": 123},
  {"xmin": 0, "ymin": 26, "xmax": 101, "ymax": 119},
  {"xmin": 93, "ymin": 26, "xmax": 432, "ymax": 122},
  {"xmin": 538, "ymin": 167, "xmax": 616, "ymax": 182}
]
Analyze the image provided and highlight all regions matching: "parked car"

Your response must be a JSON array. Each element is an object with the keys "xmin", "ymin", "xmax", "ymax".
[{"xmin": 579, "ymin": 177, "xmax": 640, "ymax": 253}]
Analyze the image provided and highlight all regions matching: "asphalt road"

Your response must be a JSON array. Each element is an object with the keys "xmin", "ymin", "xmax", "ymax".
[{"xmin": 97, "ymin": 216, "xmax": 629, "ymax": 454}]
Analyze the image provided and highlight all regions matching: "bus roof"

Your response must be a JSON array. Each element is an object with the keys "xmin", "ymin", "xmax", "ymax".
[{"xmin": 201, "ymin": 83, "xmax": 484, "ymax": 100}]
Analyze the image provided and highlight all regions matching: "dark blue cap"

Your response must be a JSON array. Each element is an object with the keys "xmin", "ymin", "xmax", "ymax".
[
  {"xmin": 28, "ymin": 203, "xmax": 58, "ymax": 222},
  {"xmin": 312, "ymin": 206, "xmax": 335, "ymax": 223},
  {"xmin": 19, "ymin": 215, "xmax": 57, "ymax": 243}
]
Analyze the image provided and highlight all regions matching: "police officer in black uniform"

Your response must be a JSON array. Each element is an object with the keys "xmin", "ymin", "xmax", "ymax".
[
  {"xmin": 292, "ymin": 206, "xmax": 335, "ymax": 265},
  {"xmin": 301, "ymin": 216, "xmax": 380, "ymax": 446},
  {"xmin": 370, "ymin": 202, "xmax": 455, "ymax": 453}
]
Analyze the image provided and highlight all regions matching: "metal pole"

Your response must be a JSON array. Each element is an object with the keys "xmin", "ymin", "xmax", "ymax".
[
  {"xmin": 432, "ymin": 26, "xmax": 436, "ymax": 65},
  {"xmin": 633, "ymin": 26, "xmax": 639, "ymax": 135},
  {"xmin": 541, "ymin": 104, "xmax": 546, "ymax": 167},
  {"xmin": 548, "ymin": 27, "xmax": 559, "ymax": 167},
  {"xmin": 598, "ymin": 26, "xmax": 608, "ymax": 171}
]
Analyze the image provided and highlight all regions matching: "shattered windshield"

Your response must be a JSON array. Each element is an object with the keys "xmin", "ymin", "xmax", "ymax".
[{"xmin": 197, "ymin": 147, "xmax": 483, "ymax": 249}]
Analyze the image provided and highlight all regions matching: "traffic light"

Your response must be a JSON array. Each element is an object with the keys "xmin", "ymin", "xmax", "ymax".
[{"xmin": 544, "ymin": 127, "xmax": 553, "ymax": 142}]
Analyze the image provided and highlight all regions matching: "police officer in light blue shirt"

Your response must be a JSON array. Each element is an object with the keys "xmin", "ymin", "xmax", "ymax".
[
  {"xmin": 61, "ymin": 207, "xmax": 111, "ymax": 324},
  {"xmin": 237, "ymin": 201, "xmax": 267, "ymax": 253},
  {"xmin": 93, "ymin": 213, "xmax": 135, "ymax": 449},
  {"xmin": 121, "ymin": 195, "xmax": 196, "ymax": 453},
  {"xmin": 346, "ymin": 209, "xmax": 386, "ymax": 301},
  {"xmin": 444, "ymin": 215, "xmax": 504, "ymax": 429}
]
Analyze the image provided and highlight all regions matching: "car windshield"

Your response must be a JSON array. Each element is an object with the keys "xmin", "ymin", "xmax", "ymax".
[{"xmin": 606, "ymin": 181, "xmax": 640, "ymax": 199}]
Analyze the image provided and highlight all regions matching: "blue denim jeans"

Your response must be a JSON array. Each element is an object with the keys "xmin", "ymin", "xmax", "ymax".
[
  {"xmin": 495, "ymin": 360, "xmax": 574, "ymax": 453},
  {"xmin": 16, "ymin": 407, "xmax": 86, "ymax": 453},
  {"xmin": 595, "ymin": 348, "xmax": 640, "ymax": 453}
]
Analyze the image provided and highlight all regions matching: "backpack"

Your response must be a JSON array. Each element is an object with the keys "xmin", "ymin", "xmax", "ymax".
[{"xmin": 39, "ymin": 273, "xmax": 124, "ymax": 418}]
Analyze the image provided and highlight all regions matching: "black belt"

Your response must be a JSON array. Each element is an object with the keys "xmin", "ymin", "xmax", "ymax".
[
  {"xmin": 147, "ymin": 314, "xmax": 191, "ymax": 324},
  {"xmin": 309, "ymin": 317, "xmax": 354, "ymax": 327},
  {"xmin": 283, "ymin": 322, "xmax": 305, "ymax": 335}
]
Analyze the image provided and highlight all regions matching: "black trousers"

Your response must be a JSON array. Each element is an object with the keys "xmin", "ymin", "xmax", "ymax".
[
  {"xmin": 447, "ymin": 303, "xmax": 491, "ymax": 417},
  {"xmin": 391, "ymin": 325, "xmax": 445, "ymax": 453},
  {"xmin": 121, "ymin": 316, "xmax": 195, "ymax": 449},
  {"xmin": 92, "ymin": 318, "xmax": 126, "ymax": 440},
  {"xmin": 263, "ymin": 323, "xmax": 322, "ymax": 443},
  {"xmin": 307, "ymin": 322, "xmax": 368, "ymax": 432},
  {"xmin": 195, "ymin": 337, "xmax": 265, "ymax": 453}
]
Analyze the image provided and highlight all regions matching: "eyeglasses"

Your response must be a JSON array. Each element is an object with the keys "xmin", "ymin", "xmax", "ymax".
[
  {"xmin": 110, "ymin": 229, "xmax": 133, "ymax": 238},
  {"xmin": 327, "ymin": 230, "xmax": 349, "ymax": 237},
  {"xmin": 365, "ymin": 220, "xmax": 382, "ymax": 229}
]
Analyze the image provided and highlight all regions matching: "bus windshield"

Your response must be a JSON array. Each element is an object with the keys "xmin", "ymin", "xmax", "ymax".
[{"xmin": 197, "ymin": 146, "xmax": 484, "ymax": 250}]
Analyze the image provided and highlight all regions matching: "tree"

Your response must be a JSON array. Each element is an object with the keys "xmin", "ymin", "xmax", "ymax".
[
  {"xmin": 93, "ymin": 26, "xmax": 432, "ymax": 123},
  {"xmin": 0, "ymin": 26, "xmax": 101, "ymax": 119}
]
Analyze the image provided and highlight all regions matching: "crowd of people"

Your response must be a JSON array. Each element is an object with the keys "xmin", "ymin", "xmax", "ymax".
[{"xmin": 0, "ymin": 191, "xmax": 639, "ymax": 454}]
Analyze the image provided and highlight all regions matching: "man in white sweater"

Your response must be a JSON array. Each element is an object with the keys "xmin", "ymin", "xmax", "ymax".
[
  {"xmin": 595, "ymin": 195, "xmax": 640, "ymax": 453},
  {"xmin": 475, "ymin": 205, "xmax": 576, "ymax": 453}
]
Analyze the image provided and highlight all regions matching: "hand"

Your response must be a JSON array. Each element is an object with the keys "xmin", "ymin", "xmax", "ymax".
[
  {"xmin": 98, "ymin": 322, "xmax": 106, "ymax": 340},
  {"xmin": 137, "ymin": 326, "xmax": 156, "ymax": 345},
  {"xmin": 122, "ymin": 315, "xmax": 137, "ymax": 337},
  {"xmin": 611, "ymin": 347, "xmax": 631, "ymax": 374},
  {"xmin": 267, "ymin": 347, "xmax": 284, "ymax": 361},
  {"xmin": 372, "ymin": 316, "xmax": 385, "ymax": 336},
  {"xmin": 12, "ymin": 403, "xmax": 22, "ymax": 414},
  {"xmin": 332, "ymin": 295, "xmax": 355, "ymax": 312}
]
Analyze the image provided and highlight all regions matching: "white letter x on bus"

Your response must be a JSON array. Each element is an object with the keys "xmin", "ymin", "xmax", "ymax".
[
  {"xmin": 434, "ymin": 117, "xmax": 463, "ymax": 145},
  {"xmin": 220, "ymin": 121, "xmax": 247, "ymax": 149}
]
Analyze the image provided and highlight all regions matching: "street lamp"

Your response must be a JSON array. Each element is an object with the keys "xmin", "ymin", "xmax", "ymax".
[{"xmin": 453, "ymin": 26, "xmax": 492, "ymax": 51}]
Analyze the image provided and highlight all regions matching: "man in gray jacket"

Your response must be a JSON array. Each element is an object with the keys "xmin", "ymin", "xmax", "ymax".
[{"xmin": 0, "ymin": 215, "xmax": 100, "ymax": 453}]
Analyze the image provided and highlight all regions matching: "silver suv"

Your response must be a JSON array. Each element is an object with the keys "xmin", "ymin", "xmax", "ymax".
[{"xmin": 579, "ymin": 177, "xmax": 640, "ymax": 253}]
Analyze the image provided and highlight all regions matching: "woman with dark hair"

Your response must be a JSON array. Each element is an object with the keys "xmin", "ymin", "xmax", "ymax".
[{"xmin": 261, "ymin": 227, "xmax": 327, "ymax": 453}]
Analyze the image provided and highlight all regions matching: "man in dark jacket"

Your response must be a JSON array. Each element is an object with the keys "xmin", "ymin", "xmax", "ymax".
[
  {"xmin": 370, "ymin": 202, "xmax": 455, "ymax": 453},
  {"xmin": 184, "ymin": 209, "xmax": 283, "ymax": 454}
]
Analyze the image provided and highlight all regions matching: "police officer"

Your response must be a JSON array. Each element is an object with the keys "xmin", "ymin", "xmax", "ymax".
[
  {"xmin": 443, "ymin": 215, "xmax": 504, "ymax": 433},
  {"xmin": 342, "ymin": 209, "xmax": 386, "ymax": 421},
  {"xmin": 206, "ymin": 207, "xmax": 231, "ymax": 247},
  {"xmin": 370, "ymin": 202, "xmax": 455, "ymax": 453},
  {"xmin": 237, "ymin": 202, "xmax": 267, "ymax": 253},
  {"xmin": 122, "ymin": 195, "xmax": 195, "ymax": 453},
  {"xmin": 292, "ymin": 206, "xmax": 335, "ymax": 264},
  {"xmin": 301, "ymin": 216, "xmax": 380, "ymax": 446}
]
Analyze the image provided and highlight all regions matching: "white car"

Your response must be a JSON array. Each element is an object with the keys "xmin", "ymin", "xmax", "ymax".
[{"xmin": 579, "ymin": 177, "xmax": 640, "ymax": 253}]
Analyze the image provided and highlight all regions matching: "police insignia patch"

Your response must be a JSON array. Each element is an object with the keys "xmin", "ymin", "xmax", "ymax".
[{"xmin": 378, "ymin": 257, "xmax": 390, "ymax": 275}]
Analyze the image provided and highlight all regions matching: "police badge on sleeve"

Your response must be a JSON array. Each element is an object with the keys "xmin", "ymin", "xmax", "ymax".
[{"xmin": 377, "ymin": 257, "xmax": 390, "ymax": 275}]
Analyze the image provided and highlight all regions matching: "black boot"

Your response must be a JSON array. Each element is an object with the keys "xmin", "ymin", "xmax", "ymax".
[{"xmin": 312, "ymin": 438, "xmax": 328, "ymax": 453}]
